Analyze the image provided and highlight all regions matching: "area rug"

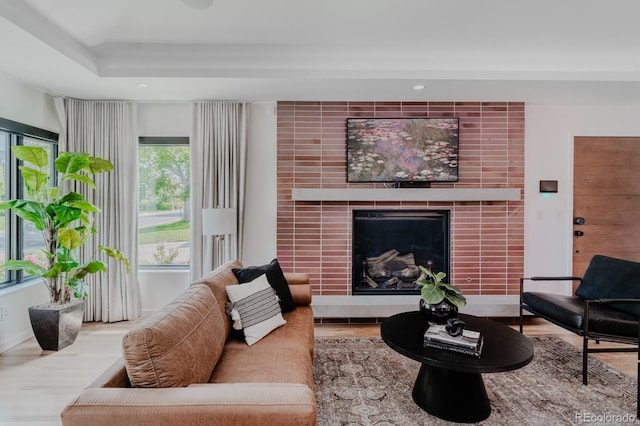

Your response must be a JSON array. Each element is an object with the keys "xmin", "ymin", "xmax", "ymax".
[{"xmin": 313, "ymin": 336, "xmax": 637, "ymax": 425}]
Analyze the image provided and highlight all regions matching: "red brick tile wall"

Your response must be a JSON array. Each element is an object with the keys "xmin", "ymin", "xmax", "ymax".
[{"xmin": 277, "ymin": 101, "xmax": 524, "ymax": 297}]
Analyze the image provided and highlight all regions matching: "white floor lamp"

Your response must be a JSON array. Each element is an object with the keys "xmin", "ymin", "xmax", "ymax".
[{"xmin": 202, "ymin": 208, "xmax": 237, "ymax": 267}]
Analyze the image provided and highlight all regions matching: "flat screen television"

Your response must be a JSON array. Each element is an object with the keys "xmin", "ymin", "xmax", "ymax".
[{"xmin": 346, "ymin": 117, "xmax": 459, "ymax": 183}]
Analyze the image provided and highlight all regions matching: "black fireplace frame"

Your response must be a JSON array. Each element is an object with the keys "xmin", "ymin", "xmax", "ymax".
[{"xmin": 351, "ymin": 209, "xmax": 451, "ymax": 295}]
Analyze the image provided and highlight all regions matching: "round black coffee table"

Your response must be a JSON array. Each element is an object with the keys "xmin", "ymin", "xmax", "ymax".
[{"xmin": 381, "ymin": 311, "xmax": 533, "ymax": 423}]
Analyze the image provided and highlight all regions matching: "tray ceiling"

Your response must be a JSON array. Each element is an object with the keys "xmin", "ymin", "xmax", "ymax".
[{"xmin": 1, "ymin": 0, "xmax": 640, "ymax": 103}]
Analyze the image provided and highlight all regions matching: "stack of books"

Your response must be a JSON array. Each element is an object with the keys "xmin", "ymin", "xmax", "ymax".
[{"xmin": 423, "ymin": 323, "xmax": 484, "ymax": 357}]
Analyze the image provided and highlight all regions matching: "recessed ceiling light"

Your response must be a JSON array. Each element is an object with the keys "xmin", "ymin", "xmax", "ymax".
[
  {"xmin": 137, "ymin": 83, "xmax": 150, "ymax": 88},
  {"xmin": 181, "ymin": 0, "xmax": 215, "ymax": 9},
  {"xmin": 413, "ymin": 85, "xmax": 426, "ymax": 91}
]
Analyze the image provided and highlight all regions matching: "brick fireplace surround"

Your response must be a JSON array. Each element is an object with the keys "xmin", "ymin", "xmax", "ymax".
[{"xmin": 276, "ymin": 101, "xmax": 524, "ymax": 318}]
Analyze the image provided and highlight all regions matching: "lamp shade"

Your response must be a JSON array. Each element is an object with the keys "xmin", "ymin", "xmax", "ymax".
[{"xmin": 202, "ymin": 208, "xmax": 237, "ymax": 236}]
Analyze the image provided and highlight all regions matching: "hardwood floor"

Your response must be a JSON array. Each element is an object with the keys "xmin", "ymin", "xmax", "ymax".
[{"xmin": 0, "ymin": 318, "xmax": 635, "ymax": 425}]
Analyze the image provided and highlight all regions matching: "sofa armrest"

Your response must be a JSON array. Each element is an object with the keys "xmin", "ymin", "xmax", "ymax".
[
  {"xmin": 519, "ymin": 276, "xmax": 583, "ymax": 298},
  {"xmin": 285, "ymin": 273, "xmax": 312, "ymax": 305},
  {"xmin": 85, "ymin": 358, "xmax": 131, "ymax": 388},
  {"xmin": 290, "ymin": 284, "xmax": 312, "ymax": 305},
  {"xmin": 284, "ymin": 273, "xmax": 309, "ymax": 286},
  {"xmin": 528, "ymin": 276, "xmax": 583, "ymax": 281},
  {"xmin": 61, "ymin": 383, "xmax": 316, "ymax": 426}
]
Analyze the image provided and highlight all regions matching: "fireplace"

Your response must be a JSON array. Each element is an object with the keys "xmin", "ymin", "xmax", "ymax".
[{"xmin": 352, "ymin": 209, "xmax": 450, "ymax": 295}]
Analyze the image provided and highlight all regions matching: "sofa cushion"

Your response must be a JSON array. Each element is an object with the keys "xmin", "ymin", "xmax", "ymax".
[
  {"xmin": 192, "ymin": 260, "xmax": 243, "ymax": 340},
  {"xmin": 233, "ymin": 259, "xmax": 296, "ymax": 312},
  {"xmin": 122, "ymin": 284, "xmax": 226, "ymax": 388},
  {"xmin": 226, "ymin": 276, "xmax": 286, "ymax": 346},
  {"xmin": 575, "ymin": 254, "xmax": 640, "ymax": 316},
  {"xmin": 522, "ymin": 292, "xmax": 587, "ymax": 331},
  {"xmin": 224, "ymin": 305, "xmax": 315, "ymax": 356},
  {"xmin": 210, "ymin": 345, "xmax": 313, "ymax": 389}
]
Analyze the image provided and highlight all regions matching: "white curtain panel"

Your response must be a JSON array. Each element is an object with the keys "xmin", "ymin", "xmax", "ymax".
[
  {"xmin": 191, "ymin": 101, "xmax": 247, "ymax": 280},
  {"xmin": 54, "ymin": 97, "xmax": 141, "ymax": 322}
]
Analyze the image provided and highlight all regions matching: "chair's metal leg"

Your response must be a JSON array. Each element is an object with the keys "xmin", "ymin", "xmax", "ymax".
[
  {"xmin": 636, "ymin": 326, "xmax": 640, "ymax": 419},
  {"xmin": 583, "ymin": 336, "xmax": 588, "ymax": 385},
  {"xmin": 519, "ymin": 305, "xmax": 524, "ymax": 334},
  {"xmin": 583, "ymin": 301, "xmax": 589, "ymax": 386},
  {"xmin": 519, "ymin": 278, "xmax": 524, "ymax": 334}
]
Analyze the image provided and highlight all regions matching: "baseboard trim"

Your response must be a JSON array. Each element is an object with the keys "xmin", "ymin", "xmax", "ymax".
[{"xmin": 0, "ymin": 329, "xmax": 34, "ymax": 353}]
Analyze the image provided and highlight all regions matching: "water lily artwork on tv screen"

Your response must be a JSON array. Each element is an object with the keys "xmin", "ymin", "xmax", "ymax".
[{"xmin": 346, "ymin": 117, "xmax": 459, "ymax": 183}]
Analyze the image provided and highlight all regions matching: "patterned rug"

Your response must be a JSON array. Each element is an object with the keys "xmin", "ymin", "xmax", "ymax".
[{"xmin": 313, "ymin": 336, "xmax": 637, "ymax": 425}]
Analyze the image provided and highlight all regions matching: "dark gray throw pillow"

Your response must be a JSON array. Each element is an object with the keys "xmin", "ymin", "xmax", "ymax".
[{"xmin": 232, "ymin": 259, "xmax": 296, "ymax": 312}]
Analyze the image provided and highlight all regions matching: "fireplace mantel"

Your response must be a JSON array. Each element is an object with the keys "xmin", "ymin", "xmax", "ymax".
[{"xmin": 291, "ymin": 188, "xmax": 521, "ymax": 202}]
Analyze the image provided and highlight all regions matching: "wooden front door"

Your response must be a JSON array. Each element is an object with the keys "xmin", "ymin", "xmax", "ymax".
[{"xmin": 573, "ymin": 137, "xmax": 640, "ymax": 284}]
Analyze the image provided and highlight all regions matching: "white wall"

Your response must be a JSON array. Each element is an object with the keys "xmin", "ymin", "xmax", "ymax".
[
  {"xmin": 137, "ymin": 102, "xmax": 192, "ymax": 136},
  {"xmin": 0, "ymin": 74, "xmax": 58, "ymax": 131},
  {"xmin": 525, "ymin": 104, "xmax": 640, "ymax": 294},
  {"xmin": 242, "ymin": 102, "xmax": 278, "ymax": 265},
  {"xmin": 0, "ymin": 74, "xmax": 57, "ymax": 352}
]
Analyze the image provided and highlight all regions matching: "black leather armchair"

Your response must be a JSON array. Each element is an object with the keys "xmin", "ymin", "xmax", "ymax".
[{"xmin": 519, "ymin": 254, "xmax": 640, "ymax": 416}]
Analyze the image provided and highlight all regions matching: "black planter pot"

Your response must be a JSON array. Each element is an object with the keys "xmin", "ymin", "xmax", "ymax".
[
  {"xmin": 419, "ymin": 298, "xmax": 458, "ymax": 324},
  {"xmin": 28, "ymin": 299, "xmax": 85, "ymax": 351}
]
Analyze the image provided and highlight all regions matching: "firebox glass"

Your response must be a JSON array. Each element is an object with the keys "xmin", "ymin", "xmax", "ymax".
[{"xmin": 352, "ymin": 209, "xmax": 450, "ymax": 295}]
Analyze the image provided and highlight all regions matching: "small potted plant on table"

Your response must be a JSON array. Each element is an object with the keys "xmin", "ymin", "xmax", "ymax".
[{"xmin": 416, "ymin": 265, "xmax": 466, "ymax": 323}]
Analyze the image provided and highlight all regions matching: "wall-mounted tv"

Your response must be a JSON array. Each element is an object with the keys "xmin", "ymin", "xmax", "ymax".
[{"xmin": 346, "ymin": 117, "xmax": 459, "ymax": 183}]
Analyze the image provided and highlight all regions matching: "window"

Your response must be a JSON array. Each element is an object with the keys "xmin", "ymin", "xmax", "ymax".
[
  {"xmin": 0, "ymin": 132, "xmax": 7, "ymax": 283},
  {"xmin": 21, "ymin": 138, "xmax": 56, "ymax": 277},
  {"xmin": 138, "ymin": 137, "xmax": 190, "ymax": 267},
  {"xmin": 0, "ymin": 118, "xmax": 58, "ymax": 288}
]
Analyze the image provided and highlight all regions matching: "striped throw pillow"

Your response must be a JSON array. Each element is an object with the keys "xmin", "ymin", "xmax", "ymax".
[{"xmin": 225, "ymin": 276, "xmax": 286, "ymax": 346}]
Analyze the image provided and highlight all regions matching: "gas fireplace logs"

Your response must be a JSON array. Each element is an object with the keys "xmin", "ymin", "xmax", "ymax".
[{"xmin": 363, "ymin": 249, "xmax": 426, "ymax": 289}]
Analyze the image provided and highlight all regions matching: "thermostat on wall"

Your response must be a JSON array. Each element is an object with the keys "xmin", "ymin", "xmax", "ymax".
[{"xmin": 539, "ymin": 180, "xmax": 558, "ymax": 193}]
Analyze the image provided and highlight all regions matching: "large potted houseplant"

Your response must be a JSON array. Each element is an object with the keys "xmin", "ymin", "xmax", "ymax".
[
  {"xmin": 0, "ymin": 146, "xmax": 129, "ymax": 350},
  {"xmin": 416, "ymin": 265, "xmax": 466, "ymax": 323}
]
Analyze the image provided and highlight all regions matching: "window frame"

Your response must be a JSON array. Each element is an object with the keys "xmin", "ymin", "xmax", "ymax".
[
  {"xmin": 138, "ymin": 136, "xmax": 190, "ymax": 270},
  {"xmin": 0, "ymin": 117, "xmax": 59, "ymax": 290}
]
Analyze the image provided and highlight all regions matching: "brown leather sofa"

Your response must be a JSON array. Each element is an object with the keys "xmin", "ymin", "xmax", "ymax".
[{"xmin": 61, "ymin": 260, "xmax": 316, "ymax": 426}]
